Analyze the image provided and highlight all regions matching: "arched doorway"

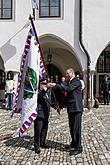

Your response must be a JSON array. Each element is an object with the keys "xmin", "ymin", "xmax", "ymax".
[
  {"xmin": 95, "ymin": 44, "xmax": 110, "ymax": 103},
  {"xmin": 39, "ymin": 34, "xmax": 83, "ymax": 76}
]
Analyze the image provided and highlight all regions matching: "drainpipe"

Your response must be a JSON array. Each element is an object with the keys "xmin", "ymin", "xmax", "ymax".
[{"xmin": 79, "ymin": 0, "xmax": 91, "ymax": 109}]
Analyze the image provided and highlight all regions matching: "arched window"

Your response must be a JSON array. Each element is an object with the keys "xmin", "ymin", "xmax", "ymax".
[
  {"xmin": 97, "ymin": 51, "xmax": 110, "ymax": 73},
  {"xmin": 0, "ymin": 69, "xmax": 5, "ymax": 90}
]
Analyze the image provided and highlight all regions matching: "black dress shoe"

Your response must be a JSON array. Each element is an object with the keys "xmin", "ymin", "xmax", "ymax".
[
  {"xmin": 35, "ymin": 147, "xmax": 41, "ymax": 154},
  {"xmin": 41, "ymin": 144, "xmax": 50, "ymax": 148},
  {"xmin": 65, "ymin": 144, "xmax": 75, "ymax": 149},
  {"xmin": 70, "ymin": 150, "xmax": 82, "ymax": 156}
]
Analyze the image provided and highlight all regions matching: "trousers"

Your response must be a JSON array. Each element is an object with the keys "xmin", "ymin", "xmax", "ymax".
[
  {"xmin": 68, "ymin": 112, "xmax": 82, "ymax": 150},
  {"xmin": 6, "ymin": 93, "xmax": 13, "ymax": 110},
  {"xmin": 34, "ymin": 116, "xmax": 49, "ymax": 149}
]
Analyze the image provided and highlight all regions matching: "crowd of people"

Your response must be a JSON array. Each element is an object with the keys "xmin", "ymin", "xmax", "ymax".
[
  {"xmin": 4, "ymin": 68, "xmax": 85, "ymax": 156},
  {"xmin": 34, "ymin": 68, "xmax": 84, "ymax": 156},
  {"xmin": 5, "ymin": 67, "xmax": 110, "ymax": 156}
]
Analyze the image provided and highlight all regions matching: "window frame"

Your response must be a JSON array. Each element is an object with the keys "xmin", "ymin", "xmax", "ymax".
[
  {"xmin": 0, "ymin": 0, "xmax": 13, "ymax": 20},
  {"xmin": 39, "ymin": 0, "xmax": 61, "ymax": 18}
]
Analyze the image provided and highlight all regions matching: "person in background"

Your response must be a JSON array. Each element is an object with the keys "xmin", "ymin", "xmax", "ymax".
[
  {"xmin": 59, "ymin": 76, "xmax": 67, "ymax": 109},
  {"xmin": 61, "ymin": 76, "xmax": 66, "ymax": 84},
  {"xmin": 5, "ymin": 72, "xmax": 15, "ymax": 110},
  {"xmin": 51, "ymin": 75, "xmax": 61, "ymax": 110},
  {"xmin": 47, "ymin": 68, "xmax": 83, "ymax": 156},
  {"xmin": 34, "ymin": 79, "xmax": 53, "ymax": 154},
  {"xmin": 100, "ymin": 74, "xmax": 110, "ymax": 105},
  {"xmin": 76, "ymin": 73, "xmax": 85, "ymax": 100}
]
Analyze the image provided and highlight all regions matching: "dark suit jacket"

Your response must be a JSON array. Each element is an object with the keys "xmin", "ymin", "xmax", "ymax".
[
  {"xmin": 100, "ymin": 79, "xmax": 110, "ymax": 92},
  {"xmin": 37, "ymin": 88, "xmax": 51, "ymax": 118},
  {"xmin": 55, "ymin": 77, "xmax": 83, "ymax": 113}
]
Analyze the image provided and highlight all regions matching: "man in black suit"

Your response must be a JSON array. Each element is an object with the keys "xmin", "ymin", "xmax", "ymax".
[
  {"xmin": 48, "ymin": 68, "xmax": 83, "ymax": 155},
  {"xmin": 100, "ymin": 75, "xmax": 110, "ymax": 105}
]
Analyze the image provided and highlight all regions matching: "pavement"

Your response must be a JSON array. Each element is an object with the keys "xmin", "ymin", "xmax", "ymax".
[{"xmin": 0, "ymin": 105, "xmax": 110, "ymax": 165}]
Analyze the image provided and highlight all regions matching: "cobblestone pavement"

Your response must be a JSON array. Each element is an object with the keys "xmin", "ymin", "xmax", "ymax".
[{"xmin": 0, "ymin": 105, "xmax": 110, "ymax": 165}]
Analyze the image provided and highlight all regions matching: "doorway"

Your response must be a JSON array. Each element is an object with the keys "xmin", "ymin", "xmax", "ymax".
[{"xmin": 46, "ymin": 64, "xmax": 62, "ymax": 82}]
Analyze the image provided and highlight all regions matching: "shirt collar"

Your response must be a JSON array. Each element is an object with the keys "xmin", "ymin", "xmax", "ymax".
[{"xmin": 70, "ymin": 76, "xmax": 75, "ymax": 81}]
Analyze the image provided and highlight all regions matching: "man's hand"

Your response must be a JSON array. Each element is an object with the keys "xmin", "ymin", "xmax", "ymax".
[
  {"xmin": 47, "ymin": 83, "xmax": 56, "ymax": 88},
  {"xmin": 40, "ymin": 83, "xmax": 47, "ymax": 90}
]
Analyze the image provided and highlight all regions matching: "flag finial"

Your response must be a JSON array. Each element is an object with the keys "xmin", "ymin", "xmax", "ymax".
[{"xmin": 29, "ymin": 14, "xmax": 34, "ymax": 21}]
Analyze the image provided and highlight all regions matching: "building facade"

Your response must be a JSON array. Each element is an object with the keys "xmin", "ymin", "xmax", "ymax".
[{"xmin": 0, "ymin": 0, "xmax": 110, "ymax": 107}]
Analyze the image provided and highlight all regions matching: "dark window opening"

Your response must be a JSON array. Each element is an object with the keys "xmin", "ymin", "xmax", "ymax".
[
  {"xmin": 0, "ymin": 69, "xmax": 5, "ymax": 90},
  {"xmin": 46, "ymin": 64, "xmax": 62, "ymax": 82},
  {"xmin": 7, "ymin": 70, "xmax": 14, "ymax": 80}
]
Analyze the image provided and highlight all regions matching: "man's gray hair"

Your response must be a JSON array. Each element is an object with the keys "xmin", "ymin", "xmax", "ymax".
[{"xmin": 67, "ymin": 68, "xmax": 74, "ymax": 73}]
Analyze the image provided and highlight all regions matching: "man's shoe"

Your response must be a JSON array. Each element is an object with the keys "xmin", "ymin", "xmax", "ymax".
[
  {"xmin": 70, "ymin": 150, "xmax": 82, "ymax": 156},
  {"xmin": 41, "ymin": 144, "xmax": 50, "ymax": 148},
  {"xmin": 64, "ymin": 144, "xmax": 75, "ymax": 149},
  {"xmin": 35, "ymin": 147, "xmax": 41, "ymax": 154}
]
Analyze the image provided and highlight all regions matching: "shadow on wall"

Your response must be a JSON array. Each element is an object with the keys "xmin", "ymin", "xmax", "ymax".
[
  {"xmin": 0, "ymin": 22, "xmax": 30, "ymax": 63},
  {"xmin": 0, "ymin": 39, "xmax": 16, "ymax": 62}
]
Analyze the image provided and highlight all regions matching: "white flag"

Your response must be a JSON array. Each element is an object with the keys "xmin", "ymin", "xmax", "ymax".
[{"xmin": 18, "ymin": 28, "xmax": 40, "ymax": 137}]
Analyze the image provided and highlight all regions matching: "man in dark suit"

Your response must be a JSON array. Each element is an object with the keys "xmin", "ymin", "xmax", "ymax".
[
  {"xmin": 34, "ymin": 79, "xmax": 52, "ymax": 154},
  {"xmin": 100, "ymin": 75, "xmax": 110, "ymax": 105},
  {"xmin": 48, "ymin": 68, "xmax": 83, "ymax": 155}
]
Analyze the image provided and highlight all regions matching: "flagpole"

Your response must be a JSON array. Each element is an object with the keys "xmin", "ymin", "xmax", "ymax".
[
  {"xmin": 29, "ymin": 15, "xmax": 60, "ymax": 114},
  {"xmin": 29, "ymin": 15, "xmax": 49, "ymax": 81}
]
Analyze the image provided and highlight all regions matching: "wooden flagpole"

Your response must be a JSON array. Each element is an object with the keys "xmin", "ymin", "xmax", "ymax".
[{"xmin": 29, "ymin": 15, "xmax": 60, "ymax": 114}]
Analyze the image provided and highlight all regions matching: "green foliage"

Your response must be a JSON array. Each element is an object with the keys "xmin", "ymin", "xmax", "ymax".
[{"xmin": 23, "ymin": 67, "xmax": 38, "ymax": 100}]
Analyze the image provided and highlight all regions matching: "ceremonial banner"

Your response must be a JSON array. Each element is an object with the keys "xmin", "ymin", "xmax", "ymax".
[
  {"xmin": 13, "ymin": 27, "xmax": 40, "ymax": 137},
  {"xmin": 39, "ymin": 55, "xmax": 47, "ymax": 80}
]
